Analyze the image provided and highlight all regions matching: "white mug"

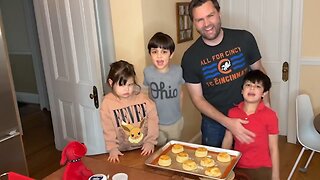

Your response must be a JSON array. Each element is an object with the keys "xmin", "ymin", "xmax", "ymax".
[{"xmin": 112, "ymin": 173, "xmax": 128, "ymax": 180}]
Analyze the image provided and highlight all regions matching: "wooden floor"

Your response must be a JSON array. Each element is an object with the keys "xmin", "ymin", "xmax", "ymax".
[
  {"xmin": 19, "ymin": 103, "xmax": 61, "ymax": 179},
  {"xmin": 19, "ymin": 103, "xmax": 319, "ymax": 179},
  {"xmin": 278, "ymin": 136, "xmax": 320, "ymax": 180}
]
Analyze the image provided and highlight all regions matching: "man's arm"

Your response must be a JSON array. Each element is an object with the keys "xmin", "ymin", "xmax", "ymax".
[
  {"xmin": 186, "ymin": 83, "xmax": 255, "ymax": 144},
  {"xmin": 250, "ymin": 60, "xmax": 271, "ymax": 107}
]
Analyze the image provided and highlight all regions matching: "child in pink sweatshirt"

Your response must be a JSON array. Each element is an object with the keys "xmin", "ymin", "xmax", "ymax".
[{"xmin": 100, "ymin": 60, "xmax": 159, "ymax": 163}]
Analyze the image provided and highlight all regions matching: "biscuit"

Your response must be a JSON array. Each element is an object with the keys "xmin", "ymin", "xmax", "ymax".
[
  {"xmin": 171, "ymin": 144, "xmax": 184, "ymax": 154},
  {"xmin": 176, "ymin": 152, "xmax": 189, "ymax": 163},
  {"xmin": 195, "ymin": 147, "xmax": 208, "ymax": 157},
  {"xmin": 205, "ymin": 167, "xmax": 222, "ymax": 177},
  {"xmin": 217, "ymin": 152, "xmax": 231, "ymax": 163},
  {"xmin": 158, "ymin": 155, "xmax": 171, "ymax": 166},
  {"xmin": 200, "ymin": 157, "xmax": 215, "ymax": 167},
  {"xmin": 182, "ymin": 159, "xmax": 197, "ymax": 171}
]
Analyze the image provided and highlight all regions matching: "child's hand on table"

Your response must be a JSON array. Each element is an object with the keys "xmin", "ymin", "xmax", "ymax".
[
  {"xmin": 141, "ymin": 143, "xmax": 154, "ymax": 156},
  {"xmin": 108, "ymin": 148, "xmax": 123, "ymax": 163}
]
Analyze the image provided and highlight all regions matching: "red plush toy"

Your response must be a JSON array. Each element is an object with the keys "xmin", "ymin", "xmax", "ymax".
[{"xmin": 60, "ymin": 141, "xmax": 93, "ymax": 180}]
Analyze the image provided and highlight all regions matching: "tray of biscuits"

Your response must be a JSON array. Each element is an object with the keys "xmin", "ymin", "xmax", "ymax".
[{"xmin": 145, "ymin": 140, "xmax": 241, "ymax": 180}]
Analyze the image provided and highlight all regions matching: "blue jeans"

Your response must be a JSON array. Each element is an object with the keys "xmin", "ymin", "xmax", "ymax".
[{"xmin": 201, "ymin": 117, "xmax": 226, "ymax": 147}]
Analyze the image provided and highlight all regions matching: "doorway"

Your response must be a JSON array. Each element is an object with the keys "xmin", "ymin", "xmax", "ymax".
[
  {"xmin": 0, "ymin": 0, "xmax": 49, "ymax": 110},
  {"xmin": 0, "ymin": 0, "xmax": 59, "ymax": 178}
]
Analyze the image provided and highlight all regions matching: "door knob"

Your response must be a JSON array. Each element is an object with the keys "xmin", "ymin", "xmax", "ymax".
[
  {"xmin": 282, "ymin": 62, "xmax": 289, "ymax": 82},
  {"xmin": 89, "ymin": 86, "xmax": 99, "ymax": 109}
]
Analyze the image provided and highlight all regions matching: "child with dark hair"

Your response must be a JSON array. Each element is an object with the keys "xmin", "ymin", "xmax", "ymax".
[
  {"xmin": 144, "ymin": 32, "xmax": 185, "ymax": 146},
  {"xmin": 222, "ymin": 70, "xmax": 279, "ymax": 180},
  {"xmin": 100, "ymin": 60, "xmax": 159, "ymax": 163}
]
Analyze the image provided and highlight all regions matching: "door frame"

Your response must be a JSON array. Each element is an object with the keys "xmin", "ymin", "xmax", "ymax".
[
  {"xmin": 23, "ymin": 0, "xmax": 49, "ymax": 110},
  {"xmin": 94, "ymin": 0, "xmax": 116, "ymax": 94},
  {"xmin": 287, "ymin": 0, "xmax": 304, "ymax": 144}
]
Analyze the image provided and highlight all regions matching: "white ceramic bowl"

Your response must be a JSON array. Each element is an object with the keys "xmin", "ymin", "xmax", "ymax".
[{"xmin": 112, "ymin": 173, "xmax": 128, "ymax": 180}]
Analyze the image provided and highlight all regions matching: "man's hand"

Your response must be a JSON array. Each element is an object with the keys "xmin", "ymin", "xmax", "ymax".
[{"xmin": 228, "ymin": 118, "xmax": 256, "ymax": 144}]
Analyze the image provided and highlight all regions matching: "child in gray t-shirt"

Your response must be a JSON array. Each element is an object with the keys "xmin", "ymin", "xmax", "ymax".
[{"xmin": 144, "ymin": 32, "xmax": 185, "ymax": 146}]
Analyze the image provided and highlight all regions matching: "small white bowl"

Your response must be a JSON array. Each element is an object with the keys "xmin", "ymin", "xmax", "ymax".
[{"xmin": 112, "ymin": 173, "xmax": 128, "ymax": 180}]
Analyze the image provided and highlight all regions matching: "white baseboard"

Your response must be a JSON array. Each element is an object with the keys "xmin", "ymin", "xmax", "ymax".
[
  {"xmin": 188, "ymin": 132, "xmax": 201, "ymax": 143},
  {"xmin": 16, "ymin": 92, "xmax": 39, "ymax": 104}
]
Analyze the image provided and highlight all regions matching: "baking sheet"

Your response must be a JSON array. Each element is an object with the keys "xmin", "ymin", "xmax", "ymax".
[{"xmin": 145, "ymin": 140, "xmax": 241, "ymax": 180}]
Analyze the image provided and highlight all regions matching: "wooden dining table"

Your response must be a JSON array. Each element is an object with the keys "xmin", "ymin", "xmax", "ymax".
[
  {"xmin": 44, "ymin": 149, "xmax": 247, "ymax": 180},
  {"xmin": 44, "ymin": 148, "xmax": 242, "ymax": 180},
  {"xmin": 44, "ymin": 156, "xmax": 173, "ymax": 180},
  {"xmin": 44, "ymin": 149, "xmax": 200, "ymax": 180}
]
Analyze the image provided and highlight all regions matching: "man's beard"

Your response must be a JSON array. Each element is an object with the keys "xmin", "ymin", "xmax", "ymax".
[{"xmin": 198, "ymin": 21, "xmax": 222, "ymax": 41}]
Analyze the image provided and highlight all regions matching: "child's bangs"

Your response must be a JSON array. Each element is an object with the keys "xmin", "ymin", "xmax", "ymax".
[
  {"xmin": 150, "ymin": 40, "xmax": 171, "ymax": 50},
  {"xmin": 118, "ymin": 76, "xmax": 128, "ymax": 86},
  {"xmin": 117, "ymin": 69, "xmax": 134, "ymax": 86}
]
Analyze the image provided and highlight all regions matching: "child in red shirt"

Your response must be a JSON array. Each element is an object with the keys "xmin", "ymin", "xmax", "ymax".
[{"xmin": 222, "ymin": 70, "xmax": 279, "ymax": 180}]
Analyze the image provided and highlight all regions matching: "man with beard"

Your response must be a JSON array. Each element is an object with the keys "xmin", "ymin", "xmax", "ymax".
[{"xmin": 181, "ymin": 0, "xmax": 270, "ymax": 147}]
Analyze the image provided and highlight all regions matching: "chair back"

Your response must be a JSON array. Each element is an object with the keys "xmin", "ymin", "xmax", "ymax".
[{"xmin": 296, "ymin": 94, "xmax": 318, "ymax": 149}]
